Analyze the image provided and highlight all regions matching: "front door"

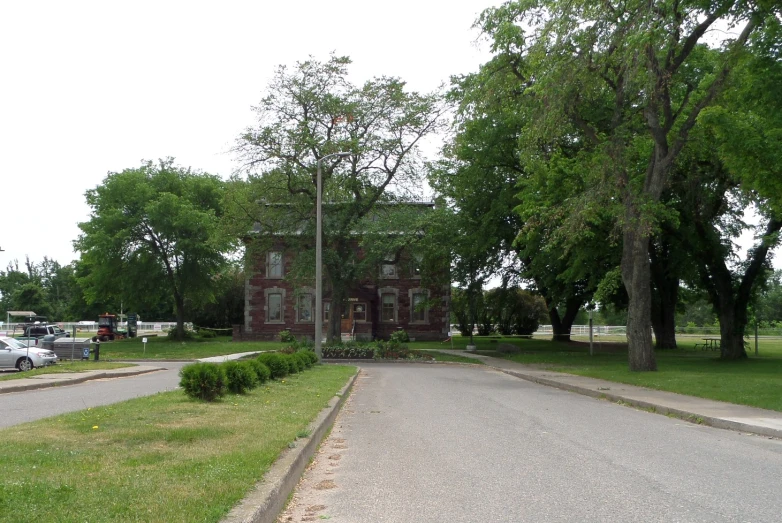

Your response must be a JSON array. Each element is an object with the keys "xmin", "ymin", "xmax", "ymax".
[{"xmin": 340, "ymin": 302, "xmax": 368, "ymax": 334}]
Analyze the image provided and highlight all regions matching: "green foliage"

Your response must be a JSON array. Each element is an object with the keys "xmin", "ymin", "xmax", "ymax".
[
  {"xmin": 293, "ymin": 351, "xmax": 311, "ymax": 369},
  {"xmin": 179, "ymin": 363, "xmax": 227, "ymax": 402},
  {"xmin": 279, "ymin": 330, "xmax": 296, "ymax": 343},
  {"xmin": 256, "ymin": 353, "xmax": 289, "ymax": 379},
  {"xmin": 248, "ymin": 359, "xmax": 271, "ymax": 384},
  {"xmin": 300, "ymin": 349, "xmax": 319, "ymax": 365},
  {"xmin": 389, "ymin": 330, "xmax": 410, "ymax": 343},
  {"xmin": 75, "ymin": 158, "xmax": 229, "ymax": 340},
  {"xmin": 284, "ymin": 353, "xmax": 301, "ymax": 374},
  {"xmin": 222, "ymin": 361, "xmax": 258, "ymax": 394},
  {"xmin": 198, "ymin": 329, "xmax": 217, "ymax": 339}
]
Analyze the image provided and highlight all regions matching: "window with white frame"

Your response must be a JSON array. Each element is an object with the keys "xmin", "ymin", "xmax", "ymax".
[
  {"xmin": 381, "ymin": 293, "xmax": 396, "ymax": 322},
  {"xmin": 267, "ymin": 251, "xmax": 283, "ymax": 278},
  {"xmin": 297, "ymin": 293, "xmax": 313, "ymax": 322},
  {"xmin": 381, "ymin": 263, "xmax": 397, "ymax": 278},
  {"xmin": 352, "ymin": 303, "xmax": 367, "ymax": 322},
  {"xmin": 324, "ymin": 301, "xmax": 330, "ymax": 322},
  {"xmin": 268, "ymin": 293, "xmax": 283, "ymax": 322}
]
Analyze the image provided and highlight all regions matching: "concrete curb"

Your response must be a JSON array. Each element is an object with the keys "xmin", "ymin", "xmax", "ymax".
[
  {"xmin": 221, "ymin": 369, "xmax": 358, "ymax": 523},
  {"xmin": 496, "ymin": 368, "xmax": 782, "ymax": 440},
  {"xmin": 0, "ymin": 368, "xmax": 162, "ymax": 394}
]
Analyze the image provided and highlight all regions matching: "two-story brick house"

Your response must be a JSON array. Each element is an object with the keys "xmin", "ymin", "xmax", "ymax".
[{"xmin": 232, "ymin": 203, "xmax": 450, "ymax": 342}]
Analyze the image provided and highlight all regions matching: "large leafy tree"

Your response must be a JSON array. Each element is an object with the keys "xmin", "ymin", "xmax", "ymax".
[
  {"xmin": 476, "ymin": 0, "xmax": 781, "ymax": 369},
  {"xmin": 230, "ymin": 55, "xmax": 445, "ymax": 340},
  {"xmin": 75, "ymin": 159, "xmax": 228, "ymax": 339}
]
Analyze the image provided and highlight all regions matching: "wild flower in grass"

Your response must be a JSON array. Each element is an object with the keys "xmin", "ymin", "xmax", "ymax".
[{"xmin": 92, "ymin": 426, "xmax": 98, "ymax": 430}]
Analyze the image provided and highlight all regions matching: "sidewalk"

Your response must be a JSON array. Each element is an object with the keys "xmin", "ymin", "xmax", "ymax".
[{"xmin": 442, "ymin": 350, "xmax": 782, "ymax": 439}]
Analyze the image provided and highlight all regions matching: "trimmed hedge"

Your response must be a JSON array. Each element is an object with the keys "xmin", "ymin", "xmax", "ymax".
[
  {"xmin": 294, "ymin": 351, "xmax": 311, "ymax": 369},
  {"xmin": 179, "ymin": 363, "xmax": 227, "ymax": 401},
  {"xmin": 303, "ymin": 350, "xmax": 319, "ymax": 365},
  {"xmin": 248, "ymin": 359, "xmax": 271, "ymax": 384},
  {"xmin": 257, "ymin": 353, "xmax": 289, "ymax": 379},
  {"xmin": 224, "ymin": 361, "xmax": 258, "ymax": 394},
  {"xmin": 285, "ymin": 353, "xmax": 301, "ymax": 374}
]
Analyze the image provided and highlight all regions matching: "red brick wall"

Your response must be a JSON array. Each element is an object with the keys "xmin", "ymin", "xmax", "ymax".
[{"xmin": 234, "ymin": 244, "xmax": 449, "ymax": 342}]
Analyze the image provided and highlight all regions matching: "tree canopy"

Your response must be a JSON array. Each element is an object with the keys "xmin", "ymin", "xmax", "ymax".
[{"xmin": 75, "ymin": 159, "xmax": 228, "ymax": 339}]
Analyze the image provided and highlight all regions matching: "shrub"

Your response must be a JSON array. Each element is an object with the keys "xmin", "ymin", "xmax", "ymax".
[
  {"xmin": 279, "ymin": 345, "xmax": 297, "ymax": 354},
  {"xmin": 167, "ymin": 326, "xmax": 195, "ymax": 340},
  {"xmin": 375, "ymin": 341, "xmax": 411, "ymax": 360},
  {"xmin": 223, "ymin": 361, "xmax": 258, "ymax": 394},
  {"xmin": 300, "ymin": 349, "xmax": 319, "ymax": 365},
  {"xmin": 179, "ymin": 363, "xmax": 227, "ymax": 401},
  {"xmin": 257, "ymin": 353, "xmax": 289, "ymax": 379},
  {"xmin": 285, "ymin": 353, "xmax": 301, "ymax": 374},
  {"xmin": 389, "ymin": 330, "xmax": 410, "ymax": 343},
  {"xmin": 248, "ymin": 359, "xmax": 271, "ymax": 384},
  {"xmin": 198, "ymin": 328, "xmax": 217, "ymax": 339},
  {"xmin": 294, "ymin": 351, "xmax": 311, "ymax": 369},
  {"xmin": 279, "ymin": 330, "xmax": 296, "ymax": 343}
]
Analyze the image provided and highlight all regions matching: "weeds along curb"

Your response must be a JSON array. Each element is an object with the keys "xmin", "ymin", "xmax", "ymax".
[
  {"xmin": 497, "ymin": 368, "xmax": 782, "ymax": 440},
  {"xmin": 0, "ymin": 368, "xmax": 162, "ymax": 394},
  {"xmin": 221, "ymin": 369, "xmax": 358, "ymax": 523}
]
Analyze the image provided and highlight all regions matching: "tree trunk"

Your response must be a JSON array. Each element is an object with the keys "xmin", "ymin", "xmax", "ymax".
[
  {"xmin": 328, "ymin": 297, "xmax": 343, "ymax": 342},
  {"xmin": 717, "ymin": 306, "xmax": 747, "ymax": 360},
  {"xmin": 174, "ymin": 292, "xmax": 186, "ymax": 340},
  {"xmin": 650, "ymin": 243, "xmax": 679, "ymax": 350},
  {"xmin": 621, "ymin": 224, "xmax": 657, "ymax": 371}
]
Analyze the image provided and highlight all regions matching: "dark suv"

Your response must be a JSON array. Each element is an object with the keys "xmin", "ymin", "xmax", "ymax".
[{"xmin": 24, "ymin": 325, "xmax": 70, "ymax": 339}]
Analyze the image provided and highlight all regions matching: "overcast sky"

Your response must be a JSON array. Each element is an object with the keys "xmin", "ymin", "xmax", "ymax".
[
  {"xmin": 1, "ymin": 1, "xmax": 775, "ymax": 274},
  {"xmin": 0, "ymin": 0, "xmax": 495, "ymax": 270}
]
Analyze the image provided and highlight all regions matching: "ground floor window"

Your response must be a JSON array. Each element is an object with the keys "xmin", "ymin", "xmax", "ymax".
[
  {"xmin": 268, "ymin": 293, "xmax": 282, "ymax": 322},
  {"xmin": 324, "ymin": 301, "xmax": 330, "ymax": 322},
  {"xmin": 411, "ymin": 291, "xmax": 428, "ymax": 323},
  {"xmin": 353, "ymin": 303, "xmax": 367, "ymax": 322},
  {"xmin": 297, "ymin": 294, "xmax": 313, "ymax": 322},
  {"xmin": 382, "ymin": 293, "xmax": 396, "ymax": 322}
]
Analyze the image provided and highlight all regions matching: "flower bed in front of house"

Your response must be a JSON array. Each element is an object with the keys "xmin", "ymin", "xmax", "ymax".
[{"xmin": 321, "ymin": 341, "xmax": 434, "ymax": 361}]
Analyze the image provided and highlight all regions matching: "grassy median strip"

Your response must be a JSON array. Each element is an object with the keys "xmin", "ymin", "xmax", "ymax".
[
  {"xmin": 0, "ymin": 361, "xmax": 134, "ymax": 382},
  {"xmin": 0, "ymin": 364, "xmax": 356, "ymax": 523}
]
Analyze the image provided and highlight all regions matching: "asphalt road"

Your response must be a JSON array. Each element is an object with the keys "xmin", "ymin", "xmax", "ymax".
[
  {"xmin": 282, "ymin": 363, "xmax": 782, "ymax": 523},
  {"xmin": 0, "ymin": 361, "xmax": 187, "ymax": 428}
]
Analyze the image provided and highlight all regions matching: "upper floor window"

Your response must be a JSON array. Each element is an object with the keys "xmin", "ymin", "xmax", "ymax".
[
  {"xmin": 381, "ymin": 263, "xmax": 397, "ymax": 278},
  {"xmin": 267, "ymin": 251, "xmax": 283, "ymax": 278},
  {"xmin": 411, "ymin": 253, "xmax": 423, "ymax": 278}
]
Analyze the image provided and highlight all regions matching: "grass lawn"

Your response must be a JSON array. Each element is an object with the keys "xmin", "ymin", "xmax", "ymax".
[
  {"xmin": 0, "ymin": 361, "xmax": 134, "ymax": 382},
  {"xmin": 100, "ymin": 336, "xmax": 289, "ymax": 360},
  {"xmin": 0, "ymin": 364, "xmax": 356, "ymax": 523},
  {"xmin": 435, "ymin": 335, "xmax": 782, "ymax": 412}
]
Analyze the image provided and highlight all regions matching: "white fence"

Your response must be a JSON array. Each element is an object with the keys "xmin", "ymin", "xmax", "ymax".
[{"xmin": 3, "ymin": 322, "xmax": 181, "ymax": 334}]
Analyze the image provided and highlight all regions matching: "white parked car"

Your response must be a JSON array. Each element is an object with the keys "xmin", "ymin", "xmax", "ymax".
[{"xmin": 0, "ymin": 337, "xmax": 58, "ymax": 371}]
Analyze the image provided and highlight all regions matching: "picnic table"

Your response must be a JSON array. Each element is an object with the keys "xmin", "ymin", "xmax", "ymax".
[{"xmin": 694, "ymin": 337, "xmax": 720, "ymax": 351}]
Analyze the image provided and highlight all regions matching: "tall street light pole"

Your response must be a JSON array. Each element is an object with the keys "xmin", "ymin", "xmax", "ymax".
[{"xmin": 315, "ymin": 151, "xmax": 350, "ymax": 360}]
